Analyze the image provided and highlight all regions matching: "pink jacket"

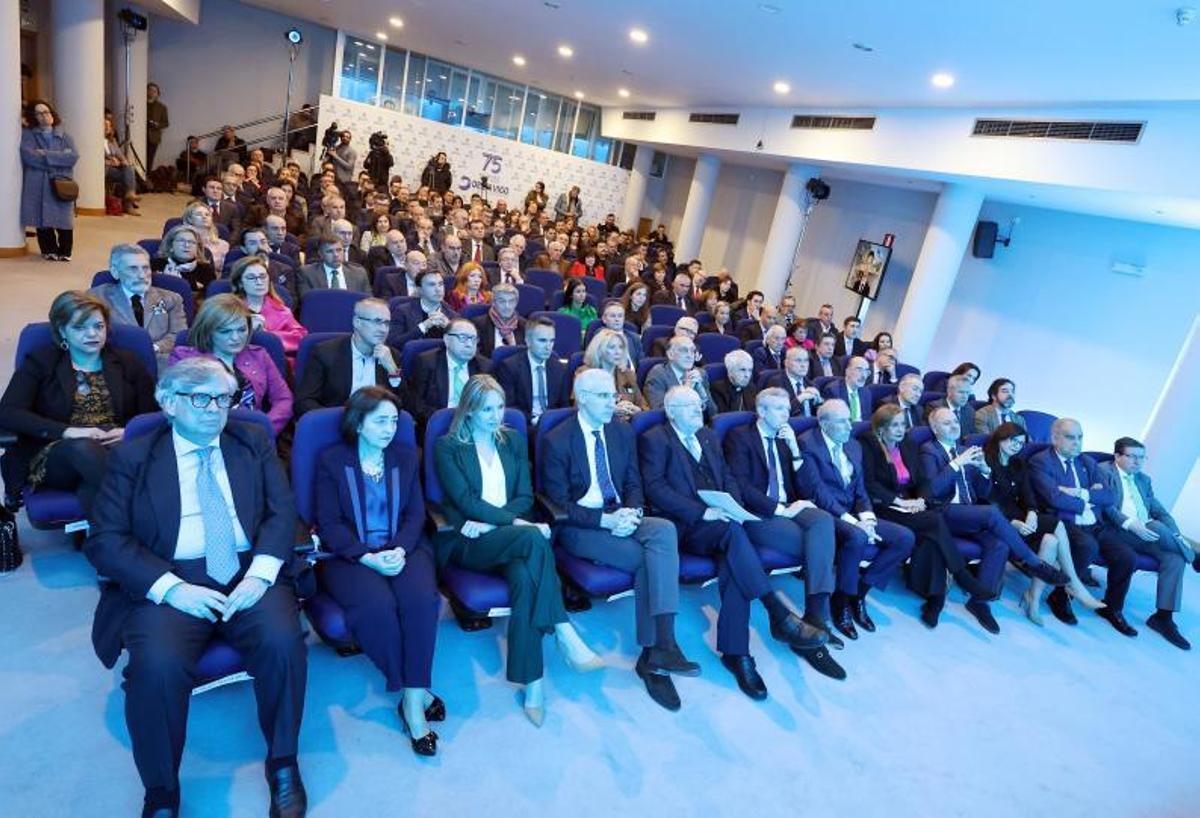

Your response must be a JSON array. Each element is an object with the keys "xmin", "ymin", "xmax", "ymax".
[
  {"xmin": 256, "ymin": 295, "xmax": 307, "ymax": 355},
  {"xmin": 168, "ymin": 344, "xmax": 294, "ymax": 434}
]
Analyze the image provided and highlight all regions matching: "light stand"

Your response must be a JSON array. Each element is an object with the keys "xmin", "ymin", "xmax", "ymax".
[
  {"xmin": 281, "ymin": 29, "xmax": 303, "ymax": 162},
  {"xmin": 118, "ymin": 16, "xmax": 147, "ymax": 180}
]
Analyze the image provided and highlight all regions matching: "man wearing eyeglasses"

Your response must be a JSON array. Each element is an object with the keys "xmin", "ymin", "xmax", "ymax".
[
  {"xmin": 294, "ymin": 297, "xmax": 402, "ymax": 417},
  {"xmin": 643, "ymin": 335, "xmax": 717, "ymax": 419},
  {"xmin": 406, "ymin": 318, "xmax": 491, "ymax": 428},
  {"xmin": 387, "ymin": 269, "xmax": 459, "ymax": 348},
  {"xmin": 86, "ymin": 357, "xmax": 308, "ymax": 818}
]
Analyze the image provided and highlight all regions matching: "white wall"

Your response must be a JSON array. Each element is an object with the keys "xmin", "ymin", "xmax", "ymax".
[{"xmin": 148, "ymin": 0, "xmax": 336, "ymax": 164}]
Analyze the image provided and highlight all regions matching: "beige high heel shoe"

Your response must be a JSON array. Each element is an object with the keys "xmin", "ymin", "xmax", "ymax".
[
  {"xmin": 1066, "ymin": 583, "xmax": 1106, "ymax": 610},
  {"xmin": 1020, "ymin": 586, "xmax": 1044, "ymax": 627}
]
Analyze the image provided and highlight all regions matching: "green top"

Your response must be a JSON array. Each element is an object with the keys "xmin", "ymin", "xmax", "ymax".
[{"xmin": 558, "ymin": 304, "xmax": 597, "ymax": 340}]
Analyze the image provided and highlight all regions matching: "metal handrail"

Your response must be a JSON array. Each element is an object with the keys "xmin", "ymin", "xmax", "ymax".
[{"xmin": 185, "ymin": 107, "xmax": 321, "ymax": 186}]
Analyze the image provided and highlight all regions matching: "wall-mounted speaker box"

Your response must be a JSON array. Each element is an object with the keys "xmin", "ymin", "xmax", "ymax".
[{"xmin": 972, "ymin": 221, "xmax": 998, "ymax": 258}]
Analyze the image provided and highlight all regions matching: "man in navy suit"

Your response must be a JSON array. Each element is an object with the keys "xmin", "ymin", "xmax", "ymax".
[
  {"xmin": 1029, "ymin": 419, "xmax": 1141, "ymax": 637},
  {"xmin": 921, "ymin": 407, "xmax": 1069, "ymax": 634},
  {"xmin": 373, "ymin": 249, "xmax": 426, "ymax": 300},
  {"xmin": 640, "ymin": 386, "xmax": 826, "ymax": 701},
  {"xmin": 750, "ymin": 325, "xmax": 787, "ymax": 377},
  {"xmin": 294, "ymin": 298, "xmax": 403, "ymax": 417},
  {"xmin": 495, "ymin": 317, "xmax": 569, "ymax": 426},
  {"xmin": 807, "ymin": 333, "xmax": 845, "ymax": 380},
  {"xmin": 880, "ymin": 373, "xmax": 926, "ymax": 431},
  {"xmin": 835, "ymin": 316, "xmax": 869, "ymax": 360},
  {"xmin": 540, "ymin": 370, "xmax": 697, "ymax": 710},
  {"xmin": 405, "ymin": 319, "xmax": 490, "ymax": 428},
  {"xmin": 85, "ymin": 358, "xmax": 307, "ymax": 818},
  {"xmin": 822, "ymin": 356, "xmax": 873, "ymax": 423},
  {"xmin": 923, "ymin": 374, "xmax": 974, "ymax": 439},
  {"xmin": 798, "ymin": 399, "xmax": 914, "ymax": 640},
  {"xmin": 387, "ymin": 269, "xmax": 459, "ymax": 348},
  {"xmin": 723, "ymin": 388, "xmax": 846, "ymax": 680},
  {"xmin": 768, "ymin": 346, "xmax": 823, "ymax": 418}
]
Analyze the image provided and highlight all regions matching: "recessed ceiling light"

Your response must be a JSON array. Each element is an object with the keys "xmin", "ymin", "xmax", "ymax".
[
  {"xmin": 758, "ymin": 3, "xmax": 781, "ymax": 13},
  {"xmin": 557, "ymin": 44, "xmax": 574, "ymax": 58},
  {"xmin": 617, "ymin": 87, "xmax": 630, "ymax": 98},
  {"xmin": 512, "ymin": 54, "xmax": 526, "ymax": 66},
  {"xmin": 773, "ymin": 81, "xmax": 790, "ymax": 94},
  {"xmin": 852, "ymin": 42, "xmax": 874, "ymax": 52},
  {"xmin": 629, "ymin": 28, "xmax": 648, "ymax": 44},
  {"xmin": 364, "ymin": 44, "xmax": 375, "ymax": 51},
  {"xmin": 388, "ymin": 16, "xmax": 403, "ymax": 28},
  {"xmin": 930, "ymin": 72, "xmax": 955, "ymax": 88},
  {"xmin": 376, "ymin": 31, "xmax": 388, "ymax": 41},
  {"xmin": 574, "ymin": 90, "xmax": 585, "ymax": 99}
]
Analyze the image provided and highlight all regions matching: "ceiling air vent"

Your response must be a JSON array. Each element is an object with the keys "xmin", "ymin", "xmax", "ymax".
[
  {"xmin": 689, "ymin": 112, "xmax": 740, "ymax": 125},
  {"xmin": 972, "ymin": 119, "xmax": 1143, "ymax": 144},
  {"xmin": 622, "ymin": 111, "xmax": 656, "ymax": 121},
  {"xmin": 791, "ymin": 115, "xmax": 876, "ymax": 130}
]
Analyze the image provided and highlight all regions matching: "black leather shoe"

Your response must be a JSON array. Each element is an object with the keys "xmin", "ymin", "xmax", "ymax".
[
  {"xmin": 849, "ymin": 597, "xmax": 876, "ymax": 633},
  {"xmin": 720, "ymin": 654, "xmax": 767, "ymax": 701},
  {"xmin": 1146, "ymin": 613, "xmax": 1191, "ymax": 650},
  {"xmin": 832, "ymin": 599, "xmax": 858, "ymax": 641},
  {"xmin": 399, "ymin": 705, "xmax": 438, "ymax": 756},
  {"xmin": 1098, "ymin": 607, "xmax": 1138, "ymax": 638},
  {"xmin": 1028, "ymin": 560, "xmax": 1070, "ymax": 586},
  {"xmin": 951, "ymin": 569, "xmax": 990, "ymax": 600},
  {"xmin": 636, "ymin": 653, "xmax": 682, "ymax": 711},
  {"xmin": 1046, "ymin": 588, "xmax": 1077, "ymax": 625},
  {"xmin": 424, "ymin": 693, "xmax": 446, "ymax": 722},
  {"xmin": 769, "ymin": 611, "xmax": 827, "ymax": 650},
  {"xmin": 142, "ymin": 806, "xmax": 178, "ymax": 818},
  {"xmin": 965, "ymin": 599, "xmax": 1000, "ymax": 634},
  {"xmin": 802, "ymin": 614, "xmax": 843, "ymax": 650},
  {"xmin": 920, "ymin": 599, "xmax": 943, "ymax": 630},
  {"xmin": 645, "ymin": 644, "xmax": 701, "ymax": 677},
  {"xmin": 792, "ymin": 644, "xmax": 847, "ymax": 681},
  {"xmin": 268, "ymin": 764, "xmax": 307, "ymax": 818}
]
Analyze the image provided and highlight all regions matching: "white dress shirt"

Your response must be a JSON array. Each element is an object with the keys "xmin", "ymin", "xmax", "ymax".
[
  {"xmin": 325, "ymin": 264, "xmax": 346, "ymax": 289},
  {"xmin": 477, "ymin": 443, "xmax": 508, "ymax": 507},
  {"xmin": 821, "ymin": 431, "xmax": 873, "ymax": 524},
  {"xmin": 1057, "ymin": 452, "xmax": 1096, "ymax": 525},
  {"xmin": 576, "ymin": 414, "xmax": 615, "ymax": 509},
  {"xmin": 146, "ymin": 430, "xmax": 282, "ymax": 603},
  {"xmin": 350, "ymin": 341, "xmax": 377, "ymax": 394}
]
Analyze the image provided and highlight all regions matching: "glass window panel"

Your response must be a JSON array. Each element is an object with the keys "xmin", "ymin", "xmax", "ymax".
[
  {"xmin": 554, "ymin": 99, "xmax": 578, "ymax": 153},
  {"xmin": 491, "ymin": 82, "xmax": 523, "ymax": 140},
  {"xmin": 380, "ymin": 47, "xmax": 407, "ymax": 112},
  {"xmin": 520, "ymin": 92, "xmax": 541, "ymax": 144},
  {"xmin": 464, "ymin": 75, "xmax": 495, "ymax": 134},
  {"xmin": 420, "ymin": 59, "xmax": 453, "ymax": 124},
  {"xmin": 571, "ymin": 105, "xmax": 595, "ymax": 158},
  {"xmin": 448, "ymin": 68, "xmax": 469, "ymax": 126},
  {"xmin": 402, "ymin": 53, "xmax": 426, "ymax": 117},
  {"xmin": 592, "ymin": 137, "xmax": 613, "ymax": 164},
  {"xmin": 526, "ymin": 91, "xmax": 560, "ymax": 149},
  {"xmin": 339, "ymin": 37, "xmax": 381, "ymax": 104}
]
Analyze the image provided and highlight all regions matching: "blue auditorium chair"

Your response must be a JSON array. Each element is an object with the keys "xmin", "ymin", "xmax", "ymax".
[
  {"xmin": 1018, "ymin": 409, "xmax": 1058, "ymax": 444},
  {"xmin": 298, "ymin": 289, "xmax": 366, "ymax": 333},
  {"xmin": 650, "ymin": 305, "xmax": 687, "ymax": 326},
  {"xmin": 294, "ymin": 332, "xmax": 346, "ymax": 388},
  {"xmin": 400, "ymin": 338, "xmax": 442, "ymax": 377},
  {"xmin": 524, "ymin": 268, "xmax": 564, "ymax": 300},
  {"xmin": 514, "ymin": 283, "xmax": 545, "ymax": 316},
  {"xmin": 696, "ymin": 332, "xmax": 740, "ymax": 363},
  {"xmin": 529, "ymin": 311, "xmax": 582, "ymax": 357},
  {"xmin": 636, "ymin": 356, "xmax": 665, "ymax": 389}
]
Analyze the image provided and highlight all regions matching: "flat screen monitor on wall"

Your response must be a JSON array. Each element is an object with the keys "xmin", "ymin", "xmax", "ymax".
[{"xmin": 844, "ymin": 240, "xmax": 891, "ymax": 301}]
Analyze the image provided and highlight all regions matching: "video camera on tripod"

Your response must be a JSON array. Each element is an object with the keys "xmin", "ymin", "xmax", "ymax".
[{"xmin": 319, "ymin": 122, "xmax": 340, "ymax": 160}]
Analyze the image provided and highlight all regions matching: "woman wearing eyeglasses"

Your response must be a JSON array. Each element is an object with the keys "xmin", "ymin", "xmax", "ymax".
[
  {"xmin": 229, "ymin": 256, "xmax": 307, "ymax": 356},
  {"xmin": 169, "ymin": 294, "xmax": 293, "ymax": 434},
  {"xmin": 0, "ymin": 291, "xmax": 156, "ymax": 513},
  {"xmin": 154, "ymin": 224, "xmax": 216, "ymax": 295}
]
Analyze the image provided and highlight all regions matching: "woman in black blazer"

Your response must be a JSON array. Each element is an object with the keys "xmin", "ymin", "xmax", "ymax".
[
  {"xmin": 152, "ymin": 224, "xmax": 216, "ymax": 295},
  {"xmin": 860, "ymin": 404, "xmax": 989, "ymax": 628},
  {"xmin": 314, "ymin": 387, "xmax": 444, "ymax": 755},
  {"xmin": 984, "ymin": 422, "xmax": 1104, "ymax": 625},
  {"xmin": 0, "ymin": 291, "xmax": 156, "ymax": 513},
  {"xmin": 433, "ymin": 375, "xmax": 601, "ymax": 727}
]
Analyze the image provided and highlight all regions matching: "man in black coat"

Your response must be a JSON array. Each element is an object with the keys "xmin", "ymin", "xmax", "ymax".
[
  {"xmin": 406, "ymin": 318, "xmax": 491, "ymax": 427},
  {"xmin": 471, "ymin": 283, "xmax": 525, "ymax": 357},
  {"xmin": 293, "ymin": 298, "xmax": 403, "ymax": 417},
  {"xmin": 494, "ymin": 317, "xmax": 568, "ymax": 425}
]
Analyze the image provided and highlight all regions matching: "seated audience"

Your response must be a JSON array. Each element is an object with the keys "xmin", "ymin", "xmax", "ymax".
[
  {"xmin": 750, "ymin": 325, "xmax": 787, "ymax": 376},
  {"xmin": 433, "ymin": 235, "xmax": 465, "ymax": 280},
  {"xmin": 924, "ymin": 374, "xmax": 974, "ymax": 437},
  {"xmin": 294, "ymin": 298, "xmax": 402, "ymax": 416},
  {"xmin": 798, "ymin": 400, "xmax": 916, "ymax": 640},
  {"xmin": 640, "ymin": 386, "xmax": 826, "ymax": 701},
  {"xmin": 777, "ymin": 294, "xmax": 797, "ymax": 327},
  {"xmin": 768, "ymin": 346, "xmax": 823, "ymax": 417},
  {"xmin": 606, "ymin": 254, "xmax": 643, "ymax": 292},
  {"xmin": 0, "ymin": 291, "xmax": 156, "ymax": 513},
  {"xmin": 621, "ymin": 282, "xmax": 652, "ymax": 330},
  {"xmin": 182, "ymin": 201, "xmax": 230, "ymax": 274},
  {"xmin": 461, "ymin": 219, "xmax": 495, "ymax": 264},
  {"xmin": 654, "ymin": 271, "xmax": 700, "ymax": 310},
  {"xmin": 823, "ymin": 356, "xmax": 873, "ymax": 422},
  {"xmin": 703, "ymin": 301, "xmax": 735, "ymax": 337},
  {"xmin": 471, "ymin": 283, "xmax": 524, "ymax": 357},
  {"xmin": 734, "ymin": 290, "xmax": 765, "ymax": 324},
  {"xmin": 314, "ymin": 387, "xmax": 444, "ymax": 755},
  {"xmin": 170, "ymin": 294, "xmax": 293, "ymax": 435},
  {"xmin": 714, "ymin": 269, "xmax": 739, "ymax": 303},
  {"xmin": 406, "ymin": 318, "xmax": 491, "ymax": 428},
  {"xmin": 808, "ymin": 333, "xmax": 845, "ymax": 380},
  {"xmin": 237, "ymin": 227, "xmax": 300, "ymax": 306},
  {"xmin": 374, "ymin": 249, "xmax": 426, "ymax": 300},
  {"xmin": 358, "ymin": 211, "xmax": 392, "ymax": 254},
  {"xmin": 644, "ymin": 335, "xmax": 717, "ymax": 418},
  {"xmin": 388, "ymin": 270, "xmax": 460, "ymax": 348},
  {"xmin": 738, "ymin": 302, "xmax": 777, "ymax": 345},
  {"xmin": 490, "ymin": 247, "xmax": 525, "ymax": 286},
  {"xmin": 880, "ymin": 373, "xmax": 926, "ymax": 430},
  {"xmin": 433, "ymin": 375, "xmax": 600, "ymax": 724},
  {"xmin": 866, "ymin": 331, "xmax": 893, "ymax": 360},
  {"xmin": 577, "ymin": 329, "xmax": 647, "ymax": 420},
  {"xmin": 710, "ymin": 349, "xmax": 759, "ymax": 414},
  {"xmin": 805, "ymin": 303, "xmax": 836, "ymax": 342},
  {"xmin": 85, "ymin": 357, "xmax": 307, "ymax": 818},
  {"xmin": 650, "ymin": 316, "xmax": 700, "ymax": 358},
  {"xmin": 263, "ymin": 215, "xmax": 302, "ymax": 264},
  {"xmin": 868, "ymin": 348, "xmax": 899, "ymax": 385},
  {"xmin": 597, "ymin": 301, "xmax": 643, "ymax": 362},
  {"xmin": 331, "ymin": 219, "xmax": 367, "ymax": 267},
  {"xmin": 558, "ymin": 279, "xmax": 597, "ymax": 339},
  {"xmin": 835, "ymin": 316, "xmax": 869, "ymax": 359},
  {"xmin": 495, "ymin": 317, "xmax": 568, "ymax": 425},
  {"xmin": 198, "ymin": 175, "xmax": 242, "ymax": 238},
  {"xmin": 297, "ymin": 236, "xmax": 370, "ymax": 297},
  {"xmin": 783, "ymin": 320, "xmax": 811, "ymax": 351},
  {"xmin": 568, "ymin": 244, "xmax": 605, "ymax": 280},
  {"xmin": 975, "ymin": 378, "xmax": 1024, "ymax": 434},
  {"xmin": 229, "ymin": 255, "xmax": 307, "ymax": 356},
  {"xmin": 366, "ymin": 229, "xmax": 408, "ymax": 281},
  {"xmin": 92, "ymin": 243, "xmax": 187, "ymax": 371},
  {"xmin": 445, "ymin": 261, "xmax": 491, "ymax": 312},
  {"xmin": 154, "ymin": 225, "xmax": 216, "ymax": 295}
]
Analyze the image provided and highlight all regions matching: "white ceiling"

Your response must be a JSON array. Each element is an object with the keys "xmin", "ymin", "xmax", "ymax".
[{"xmin": 243, "ymin": 0, "xmax": 1200, "ymax": 108}]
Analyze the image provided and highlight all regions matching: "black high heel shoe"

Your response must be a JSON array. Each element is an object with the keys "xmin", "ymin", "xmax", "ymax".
[
  {"xmin": 398, "ymin": 704, "xmax": 438, "ymax": 757},
  {"xmin": 424, "ymin": 693, "xmax": 446, "ymax": 722}
]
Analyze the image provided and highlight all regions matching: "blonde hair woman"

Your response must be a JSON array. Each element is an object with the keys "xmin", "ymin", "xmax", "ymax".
[
  {"xmin": 577, "ymin": 328, "xmax": 647, "ymax": 420},
  {"xmin": 182, "ymin": 200, "xmax": 230, "ymax": 273}
]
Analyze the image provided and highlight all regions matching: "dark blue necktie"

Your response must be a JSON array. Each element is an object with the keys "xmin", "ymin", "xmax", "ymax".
[
  {"xmin": 952, "ymin": 446, "xmax": 973, "ymax": 504},
  {"xmin": 765, "ymin": 437, "xmax": 781, "ymax": 503},
  {"xmin": 592, "ymin": 430, "xmax": 620, "ymax": 510}
]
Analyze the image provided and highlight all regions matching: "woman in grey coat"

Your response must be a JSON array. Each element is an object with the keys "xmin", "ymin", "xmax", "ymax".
[{"xmin": 21, "ymin": 99, "xmax": 79, "ymax": 261}]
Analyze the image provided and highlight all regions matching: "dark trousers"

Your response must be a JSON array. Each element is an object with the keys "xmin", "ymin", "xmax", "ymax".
[
  {"xmin": 147, "ymin": 141, "xmax": 159, "ymax": 170},
  {"xmin": 451, "ymin": 526, "xmax": 567, "ymax": 684},
  {"xmin": 679, "ymin": 520, "xmax": 772, "ymax": 656},
  {"xmin": 744, "ymin": 510, "xmax": 836, "ymax": 597},
  {"xmin": 41, "ymin": 438, "xmax": 110, "ymax": 515},
  {"xmin": 830, "ymin": 517, "xmax": 914, "ymax": 595},
  {"xmin": 35, "ymin": 227, "xmax": 73, "ymax": 257},
  {"xmin": 1095, "ymin": 526, "xmax": 1184, "ymax": 612},
  {"xmin": 319, "ymin": 546, "xmax": 439, "ymax": 690},
  {"xmin": 940, "ymin": 505, "xmax": 1012, "ymax": 596},
  {"xmin": 120, "ymin": 557, "xmax": 307, "ymax": 795},
  {"xmin": 874, "ymin": 506, "xmax": 963, "ymax": 597}
]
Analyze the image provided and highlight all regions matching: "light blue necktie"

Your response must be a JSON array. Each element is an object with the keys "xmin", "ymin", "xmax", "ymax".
[{"xmin": 197, "ymin": 446, "xmax": 239, "ymax": 584}]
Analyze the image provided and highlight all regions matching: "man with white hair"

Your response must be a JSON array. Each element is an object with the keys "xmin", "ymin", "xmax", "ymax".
[
  {"xmin": 489, "ymin": 246, "xmax": 525, "ymax": 286},
  {"xmin": 710, "ymin": 349, "xmax": 759, "ymax": 414},
  {"xmin": 751, "ymin": 324, "xmax": 787, "ymax": 376},
  {"xmin": 331, "ymin": 218, "xmax": 366, "ymax": 267},
  {"xmin": 643, "ymin": 335, "xmax": 717, "ymax": 418},
  {"xmin": 91, "ymin": 243, "xmax": 188, "ymax": 371},
  {"xmin": 366, "ymin": 229, "xmax": 408, "ymax": 281},
  {"xmin": 823, "ymin": 357, "xmax": 873, "ymax": 423},
  {"xmin": 881, "ymin": 373, "xmax": 926, "ymax": 430},
  {"xmin": 767, "ymin": 346, "xmax": 823, "ymax": 418},
  {"xmin": 650, "ymin": 315, "xmax": 699, "ymax": 358}
]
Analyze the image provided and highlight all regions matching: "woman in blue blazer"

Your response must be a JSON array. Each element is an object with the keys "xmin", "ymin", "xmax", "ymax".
[{"xmin": 314, "ymin": 387, "xmax": 444, "ymax": 755}]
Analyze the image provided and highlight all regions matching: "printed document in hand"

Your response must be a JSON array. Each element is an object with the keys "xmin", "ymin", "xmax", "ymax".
[{"xmin": 697, "ymin": 490, "xmax": 761, "ymax": 523}]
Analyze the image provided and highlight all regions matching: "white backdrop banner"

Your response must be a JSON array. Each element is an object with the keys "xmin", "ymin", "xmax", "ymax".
[{"xmin": 315, "ymin": 94, "xmax": 630, "ymax": 225}]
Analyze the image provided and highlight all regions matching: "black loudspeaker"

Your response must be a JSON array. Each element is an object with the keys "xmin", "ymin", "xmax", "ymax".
[{"xmin": 972, "ymin": 220, "xmax": 998, "ymax": 258}]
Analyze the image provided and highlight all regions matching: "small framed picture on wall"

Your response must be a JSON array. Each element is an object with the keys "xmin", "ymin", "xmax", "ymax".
[{"xmin": 845, "ymin": 239, "xmax": 891, "ymax": 300}]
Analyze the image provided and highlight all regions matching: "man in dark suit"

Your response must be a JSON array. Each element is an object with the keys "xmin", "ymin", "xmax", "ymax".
[
  {"xmin": 237, "ymin": 228, "xmax": 300, "ymax": 306},
  {"xmin": 643, "ymin": 335, "xmax": 717, "ymax": 417},
  {"xmin": 835, "ymin": 316, "xmax": 869, "ymax": 360},
  {"xmin": 798, "ymin": 399, "xmax": 914, "ymax": 640},
  {"xmin": 652, "ymin": 271, "xmax": 700, "ymax": 310},
  {"xmin": 462, "ymin": 219, "xmax": 495, "ymax": 265},
  {"xmin": 495, "ymin": 317, "xmax": 568, "ymax": 426},
  {"xmin": 723, "ymin": 388, "xmax": 845, "ymax": 678},
  {"xmin": 822, "ymin": 357, "xmax": 874, "ymax": 423},
  {"xmin": 200, "ymin": 176, "xmax": 241, "ymax": 240},
  {"xmin": 294, "ymin": 298, "xmax": 403, "ymax": 416},
  {"xmin": 640, "ymin": 386, "xmax": 826, "ymax": 701},
  {"xmin": 606, "ymin": 255, "xmax": 644, "ymax": 294},
  {"xmin": 768, "ymin": 346, "xmax": 823, "ymax": 418},
  {"xmin": 262, "ymin": 215, "xmax": 302, "ymax": 264},
  {"xmin": 374, "ymin": 249, "xmax": 426, "ymax": 300},
  {"xmin": 488, "ymin": 246, "xmax": 525, "ymax": 287},
  {"xmin": 1029, "ymin": 418, "xmax": 1137, "ymax": 636},
  {"xmin": 921, "ymin": 406, "xmax": 1069, "ymax": 633},
  {"xmin": 541, "ymin": 369, "xmax": 697, "ymax": 710},
  {"xmin": 365, "ymin": 229, "xmax": 408, "ymax": 282},
  {"xmin": 737, "ymin": 304, "xmax": 777, "ymax": 345},
  {"xmin": 750, "ymin": 325, "xmax": 787, "ymax": 377},
  {"xmin": 387, "ymin": 270, "xmax": 459, "ymax": 348},
  {"xmin": 1098, "ymin": 437, "xmax": 1193, "ymax": 649},
  {"xmin": 868, "ymin": 348, "xmax": 899, "ymax": 386},
  {"xmin": 649, "ymin": 316, "xmax": 700, "ymax": 358},
  {"xmin": 808, "ymin": 333, "xmax": 845, "ymax": 381},
  {"xmin": 297, "ymin": 236, "xmax": 369, "ymax": 297},
  {"xmin": 471, "ymin": 283, "xmax": 525, "ymax": 357},
  {"xmin": 484, "ymin": 218, "xmax": 509, "ymax": 256},
  {"xmin": 710, "ymin": 349, "xmax": 759, "ymax": 414},
  {"xmin": 923, "ymin": 374, "xmax": 974, "ymax": 440},
  {"xmin": 406, "ymin": 318, "xmax": 490, "ymax": 427},
  {"xmin": 85, "ymin": 357, "xmax": 307, "ymax": 818},
  {"xmin": 880, "ymin": 373, "xmax": 926, "ymax": 431},
  {"xmin": 596, "ymin": 301, "xmax": 643, "ymax": 362},
  {"xmin": 804, "ymin": 303, "xmax": 836, "ymax": 344},
  {"xmin": 432, "ymin": 234, "xmax": 464, "ymax": 279},
  {"xmin": 331, "ymin": 219, "xmax": 367, "ymax": 267}
]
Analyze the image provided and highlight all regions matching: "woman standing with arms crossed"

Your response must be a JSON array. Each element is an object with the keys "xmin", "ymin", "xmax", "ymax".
[{"xmin": 21, "ymin": 100, "xmax": 79, "ymax": 261}]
